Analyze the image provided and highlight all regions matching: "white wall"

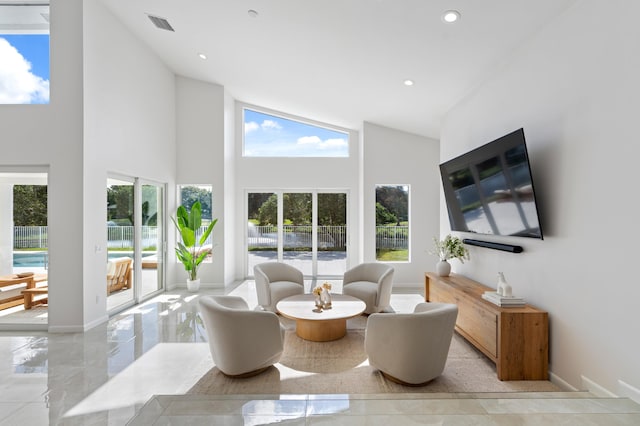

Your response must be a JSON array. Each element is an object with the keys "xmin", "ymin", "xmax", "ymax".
[
  {"xmin": 441, "ymin": 0, "xmax": 640, "ymax": 397},
  {"xmin": 362, "ymin": 122, "xmax": 440, "ymax": 286},
  {"xmin": 83, "ymin": 0, "xmax": 177, "ymax": 327},
  {"xmin": 175, "ymin": 77, "xmax": 225, "ymax": 286},
  {"xmin": 0, "ymin": 0, "xmax": 84, "ymax": 330},
  {"xmin": 223, "ymin": 91, "xmax": 236, "ymax": 286}
]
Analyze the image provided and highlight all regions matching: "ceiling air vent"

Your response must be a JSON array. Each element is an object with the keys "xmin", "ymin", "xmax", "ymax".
[{"xmin": 146, "ymin": 13, "xmax": 174, "ymax": 32}]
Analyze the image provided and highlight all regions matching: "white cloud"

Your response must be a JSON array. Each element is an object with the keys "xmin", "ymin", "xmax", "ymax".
[
  {"xmin": 297, "ymin": 135, "xmax": 322, "ymax": 145},
  {"xmin": 261, "ymin": 119, "xmax": 282, "ymax": 131},
  {"xmin": 244, "ymin": 121, "xmax": 259, "ymax": 134},
  {"xmin": 0, "ymin": 38, "xmax": 49, "ymax": 104},
  {"xmin": 297, "ymin": 136, "xmax": 347, "ymax": 149},
  {"xmin": 323, "ymin": 138, "xmax": 348, "ymax": 148}
]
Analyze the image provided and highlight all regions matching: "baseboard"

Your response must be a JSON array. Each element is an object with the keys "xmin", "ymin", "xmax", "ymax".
[
  {"xmin": 581, "ymin": 375, "xmax": 617, "ymax": 397},
  {"xmin": 549, "ymin": 371, "xmax": 579, "ymax": 391},
  {"xmin": 83, "ymin": 315, "xmax": 109, "ymax": 331},
  {"xmin": 47, "ymin": 315, "xmax": 108, "ymax": 333},
  {"xmin": 394, "ymin": 282, "xmax": 422, "ymax": 289},
  {"xmin": 174, "ymin": 282, "xmax": 225, "ymax": 289},
  {"xmin": 618, "ymin": 380, "xmax": 640, "ymax": 404},
  {"xmin": 48, "ymin": 324, "xmax": 85, "ymax": 333}
]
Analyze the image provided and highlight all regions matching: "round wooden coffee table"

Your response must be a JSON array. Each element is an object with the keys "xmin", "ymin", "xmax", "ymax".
[{"xmin": 276, "ymin": 294, "xmax": 366, "ymax": 342}]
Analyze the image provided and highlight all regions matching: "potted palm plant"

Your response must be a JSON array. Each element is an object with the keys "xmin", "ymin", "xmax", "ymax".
[{"xmin": 172, "ymin": 201, "xmax": 218, "ymax": 291}]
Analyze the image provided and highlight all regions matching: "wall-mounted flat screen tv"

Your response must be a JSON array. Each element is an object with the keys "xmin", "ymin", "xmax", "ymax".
[{"xmin": 439, "ymin": 128, "xmax": 543, "ymax": 239}]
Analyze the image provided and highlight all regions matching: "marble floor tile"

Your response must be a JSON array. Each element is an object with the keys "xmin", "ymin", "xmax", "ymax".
[{"xmin": 0, "ymin": 282, "xmax": 638, "ymax": 425}]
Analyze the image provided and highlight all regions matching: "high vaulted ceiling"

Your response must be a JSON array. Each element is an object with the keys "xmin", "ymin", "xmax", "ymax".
[{"xmin": 101, "ymin": 0, "xmax": 577, "ymax": 139}]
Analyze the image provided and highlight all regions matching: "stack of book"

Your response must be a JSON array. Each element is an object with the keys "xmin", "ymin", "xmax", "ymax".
[{"xmin": 481, "ymin": 291, "xmax": 526, "ymax": 307}]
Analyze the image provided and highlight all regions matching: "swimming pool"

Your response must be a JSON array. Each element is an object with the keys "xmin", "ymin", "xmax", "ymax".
[{"xmin": 12, "ymin": 252, "xmax": 48, "ymax": 268}]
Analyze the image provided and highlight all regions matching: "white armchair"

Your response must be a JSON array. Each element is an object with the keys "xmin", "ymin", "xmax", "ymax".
[
  {"xmin": 254, "ymin": 262, "xmax": 304, "ymax": 312},
  {"xmin": 342, "ymin": 263, "xmax": 394, "ymax": 314},
  {"xmin": 365, "ymin": 302, "xmax": 458, "ymax": 385},
  {"xmin": 198, "ymin": 295, "xmax": 285, "ymax": 377}
]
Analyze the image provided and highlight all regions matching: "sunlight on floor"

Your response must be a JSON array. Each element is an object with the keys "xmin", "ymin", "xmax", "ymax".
[{"xmin": 64, "ymin": 343, "xmax": 211, "ymax": 418}]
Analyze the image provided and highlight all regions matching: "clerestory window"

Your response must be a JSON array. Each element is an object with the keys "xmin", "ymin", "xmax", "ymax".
[{"xmin": 243, "ymin": 108, "xmax": 349, "ymax": 157}]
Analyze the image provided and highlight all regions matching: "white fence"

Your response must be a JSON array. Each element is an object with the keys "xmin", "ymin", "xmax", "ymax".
[
  {"xmin": 13, "ymin": 226, "xmax": 48, "ymax": 249},
  {"xmin": 14, "ymin": 226, "xmax": 168, "ymax": 250},
  {"xmin": 14, "ymin": 225, "xmax": 406, "ymax": 250},
  {"xmin": 247, "ymin": 225, "xmax": 408, "ymax": 250},
  {"xmin": 106, "ymin": 226, "xmax": 160, "ymax": 249},
  {"xmin": 376, "ymin": 225, "xmax": 409, "ymax": 249}
]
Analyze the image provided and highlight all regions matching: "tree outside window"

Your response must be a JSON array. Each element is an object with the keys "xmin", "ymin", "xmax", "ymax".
[{"xmin": 375, "ymin": 185, "xmax": 409, "ymax": 262}]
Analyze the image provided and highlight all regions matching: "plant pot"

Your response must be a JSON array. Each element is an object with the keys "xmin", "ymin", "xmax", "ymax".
[
  {"xmin": 187, "ymin": 278, "xmax": 201, "ymax": 292},
  {"xmin": 436, "ymin": 260, "xmax": 451, "ymax": 277}
]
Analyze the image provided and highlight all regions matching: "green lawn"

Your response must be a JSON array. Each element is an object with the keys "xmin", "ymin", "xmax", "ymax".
[{"xmin": 376, "ymin": 249, "xmax": 408, "ymax": 262}]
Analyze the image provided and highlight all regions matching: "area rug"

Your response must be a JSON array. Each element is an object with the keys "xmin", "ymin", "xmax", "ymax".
[{"xmin": 187, "ymin": 315, "xmax": 560, "ymax": 395}]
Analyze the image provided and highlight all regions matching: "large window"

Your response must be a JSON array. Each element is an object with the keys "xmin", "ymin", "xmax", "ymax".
[
  {"xmin": 243, "ymin": 108, "xmax": 349, "ymax": 157},
  {"xmin": 247, "ymin": 190, "xmax": 348, "ymax": 277},
  {"xmin": 375, "ymin": 185, "xmax": 409, "ymax": 262},
  {"xmin": 0, "ymin": 2, "xmax": 50, "ymax": 104}
]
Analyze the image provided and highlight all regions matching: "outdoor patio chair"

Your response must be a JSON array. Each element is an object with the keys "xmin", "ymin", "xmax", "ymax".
[{"xmin": 106, "ymin": 257, "xmax": 132, "ymax": 294}]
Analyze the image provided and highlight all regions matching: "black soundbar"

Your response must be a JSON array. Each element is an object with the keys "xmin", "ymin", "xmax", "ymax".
[{"xmin": 463, "ymin": 239, "xmax": 523, "ymax": 253}]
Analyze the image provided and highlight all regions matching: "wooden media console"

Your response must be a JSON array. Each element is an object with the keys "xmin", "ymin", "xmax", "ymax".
[{"xmin": 425, "ymin": 272, "xmax": 548, "ymax": 381}]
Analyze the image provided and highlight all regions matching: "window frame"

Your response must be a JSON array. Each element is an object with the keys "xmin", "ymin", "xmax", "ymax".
[{"xmin": 374, "ymin": 184, "xmax": 411, "ymax": 263}]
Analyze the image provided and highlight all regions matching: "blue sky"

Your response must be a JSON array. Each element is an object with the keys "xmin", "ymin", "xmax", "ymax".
[
  {"xmin": 244, "ymin": 109, "xmax": 349, "ymax": 157},
  {"xmin": 2, "ymin": 35, "xmax": 50, "ymax": 80},
  {"xmin": 0, "ymin": 34, "xmax": 50, "ymax": 104}
]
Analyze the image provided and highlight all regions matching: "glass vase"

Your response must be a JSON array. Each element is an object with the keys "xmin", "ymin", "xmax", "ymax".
[
  {"xmin": 321, "ymin": 288, "xmax": 332, "ymax": 309},
  {"xmin": 314, "ymin": 294, "xmax": 323, "ymax": 311}
]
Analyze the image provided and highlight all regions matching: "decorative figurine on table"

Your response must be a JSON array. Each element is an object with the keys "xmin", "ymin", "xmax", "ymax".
[
  {"xmin": 312, "ymin": 286, "xmax": 324, "ymax": 311},
  {"xmin": 321, "ymin": 282, "xmax": 332, "ymax": 309}
]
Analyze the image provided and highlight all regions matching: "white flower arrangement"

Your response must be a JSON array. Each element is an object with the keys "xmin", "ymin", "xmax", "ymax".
[{"xmin": 431, "ymin": 234, "xmax": 470, "ymax": 263}]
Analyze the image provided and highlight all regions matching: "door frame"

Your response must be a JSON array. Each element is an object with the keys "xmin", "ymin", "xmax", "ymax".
[{"xmin": 107, "ymin": 174, "xmax": 166, "ymax": 315}]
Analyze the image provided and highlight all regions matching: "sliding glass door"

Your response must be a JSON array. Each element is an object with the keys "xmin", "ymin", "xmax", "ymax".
[
  {"xmin": 107, "ymin": 177, "xmax": 135, "ymax": 310},
  {"xmin": 247, "ymin": 192, "xmax": 277, "ymax": 276},
  {"xmin": 107, "ymin": 176, "xmax": 165, "ymax": 313},
  {"xmin": 247, "ymin": 190, "xmax": 347, "ymax": 278},
  {"xmin": 140, "ymin": 181, "xmax": 164, "ymax": 299},
  {"xmin": 283, "ymin": 192, "xmax": 312, "ymax": 275},
  {"xmin": 317, "ymin": 192, "xmax": 347, "ymax": 276}
]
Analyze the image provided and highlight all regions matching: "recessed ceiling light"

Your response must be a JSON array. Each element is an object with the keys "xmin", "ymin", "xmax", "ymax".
[
  {"xmin": 248, "ymin": 9, "xmax": 258, "ymax": 18},
  {"xmin": 198, "ymin": 53, "xmax": 207, "ymax": 60},
  {"xmin": 403, "ymin": 79, "xmax": 414, "ymax": 86},
  {"xmin": 442, "ymin": 10, "xmax": 460, "ymax": 23}
]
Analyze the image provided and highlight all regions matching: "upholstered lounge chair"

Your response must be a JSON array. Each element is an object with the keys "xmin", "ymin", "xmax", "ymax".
[
  {"xmin": 365, "ymin": 302, "xmax": 458, "ymax": 385},
  {"xmin": 342, "ymin": 263, "xmax": 394, "ymax": 314},
  {"xmin": 254, "ymin": 262, "xmax": 304, "ymax": 312},
  {"xmin": 198, "ymin": 295, "xmax": 285, "ymax": 377},
  {"xmin": 106, "ymin": 257, "xmax": 132, "ymax": 294}
]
